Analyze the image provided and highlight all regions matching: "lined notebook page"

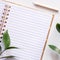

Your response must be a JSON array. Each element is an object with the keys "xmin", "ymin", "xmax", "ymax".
[{"xmin": 5, "ymin": 3, "xmax": 52, "ymax": 60}]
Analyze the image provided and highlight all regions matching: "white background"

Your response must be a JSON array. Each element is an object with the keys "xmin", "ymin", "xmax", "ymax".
[
  {"xmin": 4, "ymin": 0, "xmax": 60, "ymax": 60},
  {"xmin": 5, "ymin": 0, "xmax": 60, "ymax": 14}
]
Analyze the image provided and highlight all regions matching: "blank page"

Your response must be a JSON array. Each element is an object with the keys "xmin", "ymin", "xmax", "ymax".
[{"xmin": 5, "ymin": 3, "xmax": 52, "ymax": 60}]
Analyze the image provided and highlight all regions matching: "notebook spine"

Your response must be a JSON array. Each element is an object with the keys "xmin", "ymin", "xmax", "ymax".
[{"xmin": 0, "ymin": 5, "xmax": 11, "ymax": 40}]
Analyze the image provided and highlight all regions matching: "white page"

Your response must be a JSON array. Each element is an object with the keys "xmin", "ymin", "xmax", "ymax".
[{"xmin": 0, "ymin": 1, "xmax": 52, "ymax": 60}]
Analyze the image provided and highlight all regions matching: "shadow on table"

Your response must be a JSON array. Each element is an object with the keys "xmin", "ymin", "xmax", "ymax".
[{"xmin": 50, "ymin": 51, "xmax": 59, "ymax": 60}]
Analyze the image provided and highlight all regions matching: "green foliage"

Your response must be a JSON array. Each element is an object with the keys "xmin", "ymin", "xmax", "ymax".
[
  {"xmin": 49, "ymin": 23, "xmax": 60, "ymax": 54},
  {"xmin": 56, "ymin": 23, "xmax": 60, "ymax": 33},
  {"xmin": 0, "ymin": 30, "xmax": 18, "ymax": 59},
  {"xmin": 0, "ymin": 46, "xmax": 2, "ymax": 51},
  {"xmin": 3, "ymin": 30, "xmax": 10, "ymax": 49},
  {"xmin": 49, "ymin": 45, "xmax": 60, "ymax": 54},
  {"xmin": 49, "ymin": 45, "xmax": 57, "ymax": 50},
  {"xmin": 5, "ymin": 47, "xmax": 18, "ymax": 50},
  {"xmin": 0, "ymin": 56, "xmax": 15, "ymax": 59}
]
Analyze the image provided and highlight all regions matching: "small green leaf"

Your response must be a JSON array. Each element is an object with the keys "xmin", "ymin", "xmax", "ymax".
[
  {"xmin": 3, "ymin": 30, "xmax": 10, "ymax": 49},
  {"xmin": 56, "ymin": 23, "xmax": 60, "ymax": 33},
  {"xmin": 49, "ymin": 45, "xmax": 57, "ymax": 50},
  {"xmin": 0, "ymin": 56, "xmax": 15, "ymax": 59},
  {"xmin": 0, "ymin": 46, "xmax": 2, "ymax": 55},
  {"xmin": 5, "ymin": 47, "xmax": 18, "ymax": 50},
  {"xmin": 0, "ymin": 46, "xmax": 2, "ymax": 51},
  {"xmin": 49, "ymin": 45, "xmax": 60, "ymax": 54}
]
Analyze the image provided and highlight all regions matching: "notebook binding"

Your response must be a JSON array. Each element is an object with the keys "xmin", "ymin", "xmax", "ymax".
[{"xmin": 0, "ymin": 5, "xmax": 11, "ymax": 40}]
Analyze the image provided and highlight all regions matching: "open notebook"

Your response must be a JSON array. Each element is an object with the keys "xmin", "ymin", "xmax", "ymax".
[{"xmin": 0, "ymin": 1, "xmax": 54, "ymax": 60}]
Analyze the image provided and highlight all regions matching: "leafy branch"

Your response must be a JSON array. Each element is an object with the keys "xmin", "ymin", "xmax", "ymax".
[
  {"xmin": 0, "ymin": 30, "xmax": 18, "ymax": 59},
  {"xmin": 49, "ymin": 23, "xmax": 60, "ymax": 54}
]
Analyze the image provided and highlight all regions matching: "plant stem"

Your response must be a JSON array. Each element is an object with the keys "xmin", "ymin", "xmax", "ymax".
[{"xmin": 0, "ymin": 50, "xmax": 5, "ymax": 55}]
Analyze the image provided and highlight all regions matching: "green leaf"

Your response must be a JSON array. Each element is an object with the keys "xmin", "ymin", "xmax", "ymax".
[
  {"xmin": 0, "ymin": 56, "xmax": 15, "ymax": 59},
  {"xmin": 0, "ymin": 46, "xmax": 2, "ymax": 55},
  {"xmin": 3, "ymin": 30, "xmax": 10, "ymax": 49},
  {"xmin": 5, "ymin": 47, "xmax": 18, "ymax": 50},
  {"xmin": 56, "ymin": 23, "xmax": 60, "ymax": 33},
  {"xmin": 0, "ymin": 46, "xmax": 2, "ymax": 51},
  {"xmin": 49, "ymin": 45, "xmax": 60, "ymax": 54}
]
